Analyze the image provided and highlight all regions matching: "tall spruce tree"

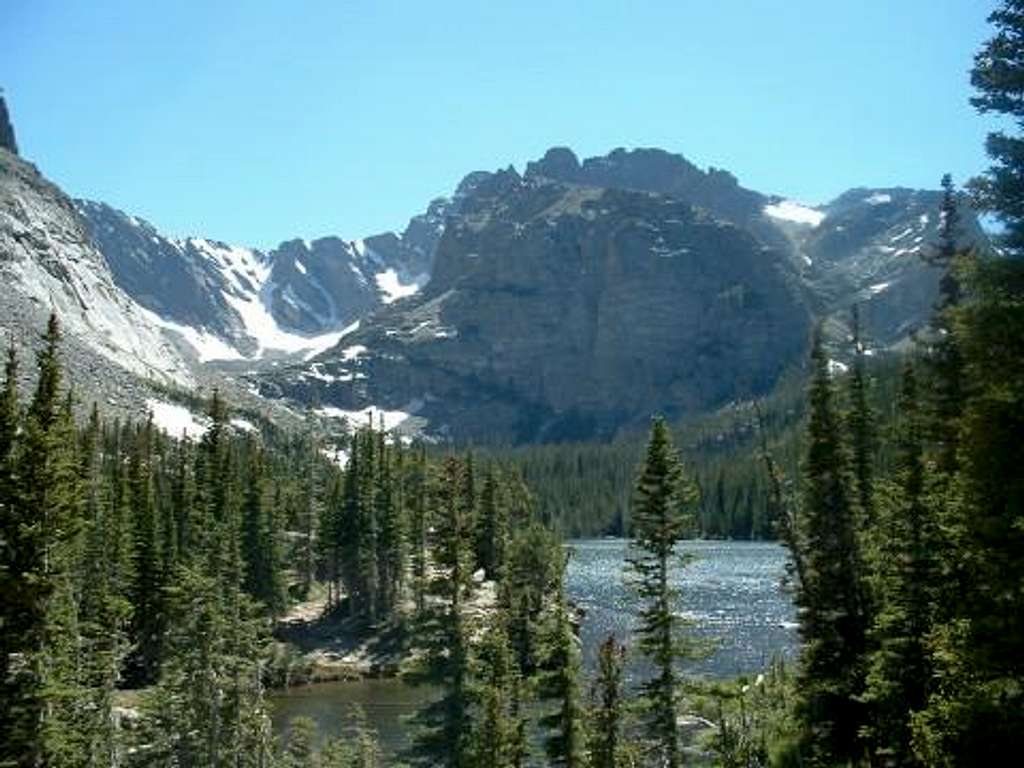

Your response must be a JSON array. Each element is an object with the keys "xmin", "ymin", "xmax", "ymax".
[
  {"xmin": 910, "ymin": 5, "xmax": 1024, "ymax": 760},
  {"xmin": 470, "ymin": 622, "xmax": 523, "ymax": 768},
  {"xmin": 590, "ymin": 634, "xmax": 627, "ymax": 768},
  {"xmin": 921, "ymin": 174, "xmax": 967, "ymax": 475},
  {"xmin": 847, "ymin": 304, "xmax": 876, "ymax": 526},
  {"xmin": 862, "ymin": 362, "xmax": 935, "ymax": 766},
  {"xmin": 793, "ymin": 328, "xmax": 869, "ymax": 765},
  {"xmin": 537, "ymin": 560, "xmax": 588, "ymax": 768},
  {"xmin": 969, "ymin": 0, "xmax": 1024, "ymax": 256},
  {"xmin": 626, "ymin": 416, "xmax": 698, "ymax": 768},
  {"xmin": 409, "ymin": 445, "xmax": 430, "ymax": 618},
  {"xmin": 128, "ymin": 417, "xmax": 163, "ymax": 684},
  {"xmin": 477, "ymin": 465, "xmax": 509, "ymax": 581},
  {"xmin": 12, "ymin": 315, "xmax": 88, "ymax": 767},
  {"xmin": 0, "ymin": 340, "xmax": 22, "ymax": 758},
  {"xmin": 404, "ymin": 456, "xmax": 475, "ymax": 768}
]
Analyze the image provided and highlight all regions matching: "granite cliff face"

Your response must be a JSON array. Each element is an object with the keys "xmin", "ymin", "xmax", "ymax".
[
  {"xmin": 259, "ymin": 166, "xmax": 812, "ymax": 441},
  {"xmin": 0, "ymin": 145, "xmax": 194, "ymax": 407},
  {"xmin": 0, "ymin": 106, "xmax": 987, "ymax": 443},
  {"xmin": 76, "ymin": 196, "xmax": 445, "ymax": 363},
  {"xmin": 525, "ymin": 146, "xmax": 767, "ymax": 226},
  {"xmin": 255, "ymin": 149, "xmax": 986, "ymax": 443}
]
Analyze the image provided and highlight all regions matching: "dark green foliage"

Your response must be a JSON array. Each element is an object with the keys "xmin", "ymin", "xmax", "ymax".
[
  {"xmin": 408, "ymin": 446, "xmax": 430, "ymax": 618},
  {"xmin": 969, "ymin": 0, "xmax": 1024, "ymax": 255},
  {"xmin": 537, "ymin": 561, "xmax": 587, "ymax": 768},
  {"xmin": 904, "ymin": 6, "xmax": 1024, "ymax": 760},
  {"xmin": 242, "ymin": 439, "xmax": 287, "ymax": 616},
  {"xmin": 590, "ymin": 635, "xmax": 626, "ymax": 768},
  {"xmin": 283, "ymin": 716, "xmax": 318, "ymax": 768},
  {"xmin": 862, "ymin": 363, "xmax": 936, "ymax": 766},
  {"xmin": 0, "ymin": 340, "xmax": 22, "ymax": 761},
  {"xmin": 626, "ymin": 416, "xmax": 699, "ymax": 768},
  {"xmin": 128, "ymin": 418, "xmax": 164, "ymax": 684},
  {"xmin": 792, "ymin": 329, "xmax": 869, "ymax": 765},
  {"xmin": 319, "ymin": 705, "xmax": 383, "ymax": 768},
  {"xmin": 403, "ymin": 456, "xmax": 475, "ymax": 768},
  {"xmin": 493, "ymin": 366, "xmax": 810, "ymax": 541},
  {"xmin": 847, "ymin": 304, "xmax": 876, "ymax": 526},
  {"xmin": 912, "ymin": 257, "xmax": 1024, "ymax": 764},
  {"xmin": 477, "ymin": 465, "xmax": 509, "ymax": 580},
  {"xmin": 920, "ymin": 175, "xmax": 967, "ymax": 475},
  {"xmin": 469, "ymin": 623, "xmax": 522, "ymax": 768}
]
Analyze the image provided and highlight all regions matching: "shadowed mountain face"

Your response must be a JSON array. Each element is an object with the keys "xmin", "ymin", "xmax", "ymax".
[
  {"xmin": 0, "ymin": 118, "xmax": 987, "ymax": 442},
  {"xmin": 525, "ymin": 146, "xmax": 767, "ymax": 225},
  {"xmin": 254, "ymin": 149, "xmax": 985, "ymax": 444},
  {"xmin": 76, "ymin": 196, "xmax": 446, "ymax": 363}
]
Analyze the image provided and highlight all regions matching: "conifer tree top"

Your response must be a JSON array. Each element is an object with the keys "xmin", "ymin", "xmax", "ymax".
[{"xmin": 0, "ymin": 91, "xmax": 17, "ymax": 156}]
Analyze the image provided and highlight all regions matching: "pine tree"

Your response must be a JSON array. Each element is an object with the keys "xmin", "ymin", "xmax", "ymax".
[
  {"xmin": 243, "ymin": 438, "xmax": 286, "ymax": 616},
  {"xmin": 969, "ymin": 0, "xmax": 1024, "ymax": 256},
  {"xmin": 128, "ymin": 417, "xmax": 164, "ymax": 684},
  {"xmin": 143, "ymin": 560, "xmax": 272, "ymax": 768},
  {"xmin": 374, "ymin": 429, "xmax": 403, "ymax": 616},
  {"xmin": 77, "ymin": 404, "xmax": 131, "ymax": 768},
  {"xmin": 862, "ymin": 362, "xmax": 936, "ymax": 766},
  {"xmin": 537, "ymin": 561, "xmax": 588, "ymax": 768},
  {"xmin": 409, "ymin": 445, "xmax": 430, "ymax": 618},
  {"xmin": 793, "ymin": 328, "xmax": 869, "ymax": 765},
  {"xmin": 477, "ymin": 465, "xmax": 509, "ymax": 581},
  {"xmin": 282, "ymin": 716, "xmax": 318, "ymax": 768},
  {"xmin": 298, "ymin": 412, "xmax": 322, "ymax": 599},
  {"xmin": 320, "ymin": 467, "xmax": 343, "ymax": 611},
  {"xmin": 920, "ymin": 174, "xmax": 966, "ymax": 475},
  {"xmin": 910, "ymin": 6, "xmax": 1024, "ymax": 760},
  {"xmin": 470, "ymin": 623, "xmax": 522, "ymax": 768},
  {"xmin": 0, "ymin": 340, "xmax": 22, "ymax": 757},
  {"xmin": 847, "ymin": 304, "xmax": 876, "ymax": 525},
  {"xmin": 8, "ymin": 314, "xmax": 89, "ymax": 767},
  {"xmin": 626, "ymin": 416, "xmax": 699, "ymax": 768},
  {"xmin": 404, "ymin": 456, "xmax": 475, "ymax": 768},
  {"xmin": 590, "ymin": 634, "xmax": 627, "ymax": 768}
]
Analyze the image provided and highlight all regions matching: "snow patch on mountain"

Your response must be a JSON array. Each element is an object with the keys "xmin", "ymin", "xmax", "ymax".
[
  {"xmin": 341, "ymin": 344, "xmax": 368, "ymax": 362},
  {"xmin": 764, "ymin": 200, "xmax": 825, "ymax": 227},
  {"xmin": 316, "ymin": 399, "xmax": 425, "ymax": 431},
  {"xmin": 375, "ymin": 268, "xmax": 422, "ymax": 303},
  {"xmin": 138, "ymin": 307, "xmax": 244, "ymax": 363},
  {"xmin": 146, "ymin": 399, "xmax": 208, "ymax": 438}
]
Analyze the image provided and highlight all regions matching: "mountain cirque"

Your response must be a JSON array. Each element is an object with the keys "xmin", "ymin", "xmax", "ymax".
[
  {"xmin": 0, "ymin": 101, "xmax": 985, "ymax": 444},
  {"xmin": 255, "ymin": 149, "xmax": 983, "ymax": 443}
]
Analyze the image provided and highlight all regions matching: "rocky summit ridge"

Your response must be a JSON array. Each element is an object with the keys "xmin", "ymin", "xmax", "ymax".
[
  {"xmin": 252, "ymin": 147, "xmax": 984, "ymax": 443},
  {"xmin": 0, "ymin": 96, "xmax": 987, "ymax": 444}
]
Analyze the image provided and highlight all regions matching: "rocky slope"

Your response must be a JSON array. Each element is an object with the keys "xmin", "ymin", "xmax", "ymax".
[
  {"xmin": 254, "ymin": 149, "xmax": 985, "ymax": 443},
  {"xmin": 77, "ymin": 199, "xmax": 444, "ymax": 365},
  {"xmin": 0, "ymin": 146, "xmax": 193, "ymax": 392},
  {"xmin": 0, "ymin": 109, "xmax": 987, "ymax": 444}
]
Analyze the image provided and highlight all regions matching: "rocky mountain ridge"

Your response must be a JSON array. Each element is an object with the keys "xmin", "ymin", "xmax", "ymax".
[
  {"xmin": 251, "ymin": 148, "xmax": 985, "ymax": 443},
  {"xmin": 76, "ymin": 195, "xmax": 447, "ymax": 365},
  {"xmin": 0, "ymin": 92, "xmax": 987, "ymax": 443}
]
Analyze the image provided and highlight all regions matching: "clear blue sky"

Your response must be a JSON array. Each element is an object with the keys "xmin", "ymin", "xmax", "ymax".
[{"xmin": 0, "ymin": 0, "xmax": 1005, "ymax": 249}]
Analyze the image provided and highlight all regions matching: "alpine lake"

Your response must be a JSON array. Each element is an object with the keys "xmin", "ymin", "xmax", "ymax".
[{"xmin": 270, "ymin": 539, "xmax": 798, "ymax": 755}]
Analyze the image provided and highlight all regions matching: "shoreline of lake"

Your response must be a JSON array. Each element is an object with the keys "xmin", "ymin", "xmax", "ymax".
[{"xmin": 270, "ymin": 539, "xmax": 798, "ymax": 752}]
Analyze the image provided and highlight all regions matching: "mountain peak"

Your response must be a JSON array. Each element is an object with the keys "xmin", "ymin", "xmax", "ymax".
[
  {"xmin": 526, "ymin": 146, "xmax": 581, "ymax": 178},
  {"xmin": 0, "ymin": 92, "xmax": 18, "ymax": 155}
]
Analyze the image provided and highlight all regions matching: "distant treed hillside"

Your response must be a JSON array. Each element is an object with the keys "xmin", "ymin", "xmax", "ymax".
[{"xmin": 494, "ymin": 353, "xmax": 908, "ymax": 539}]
